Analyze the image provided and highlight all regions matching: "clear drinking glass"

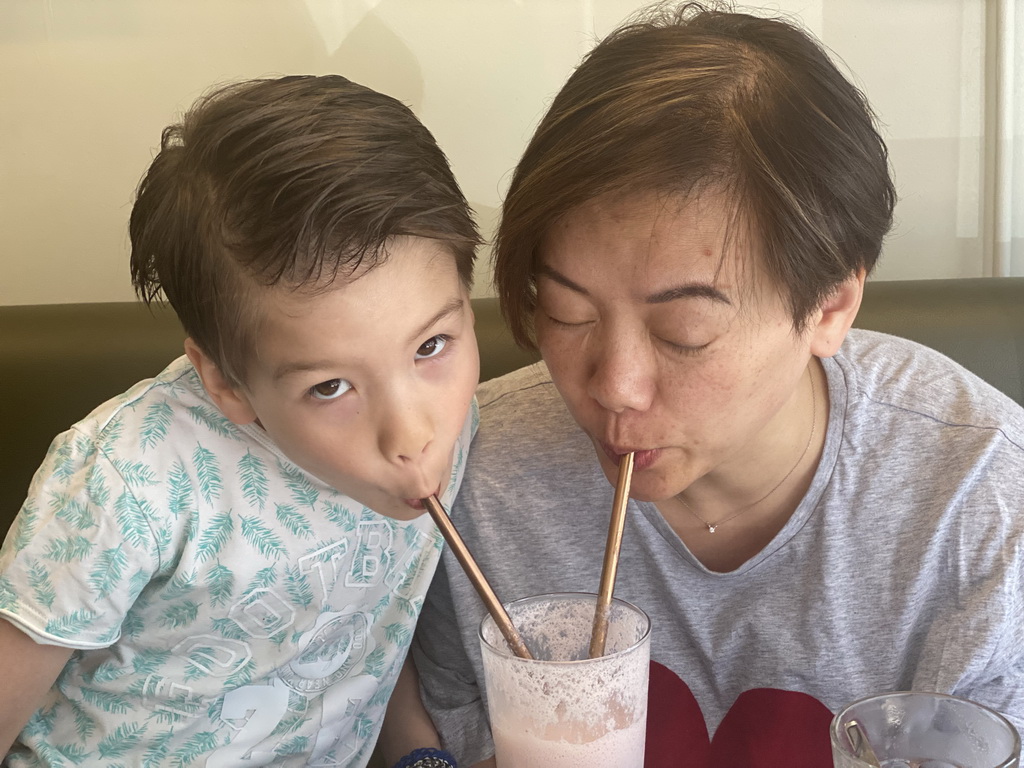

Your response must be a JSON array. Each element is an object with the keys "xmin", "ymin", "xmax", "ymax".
[
  {"xmin": 479, "ymin": 592, "xmax": 651, "ymax": 768},
  {"xmin": 831, "ymin": 691, "xmax": 1021, "ymax": 768}
]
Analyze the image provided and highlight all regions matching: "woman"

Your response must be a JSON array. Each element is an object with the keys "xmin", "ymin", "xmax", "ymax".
[{"xmin": 413, "ymin": 3, "xmax": 1024, "ymax": 766}]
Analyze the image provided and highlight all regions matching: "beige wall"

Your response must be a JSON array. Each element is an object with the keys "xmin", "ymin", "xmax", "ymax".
[{"xmin": 0, "ymin": 0, "xmax": 992, "ymax": 306}]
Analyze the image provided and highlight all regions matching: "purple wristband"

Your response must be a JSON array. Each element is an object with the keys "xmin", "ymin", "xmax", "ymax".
[{"xmin": 392, "ymin": 747, "xmax": 457, "ymax": 768}]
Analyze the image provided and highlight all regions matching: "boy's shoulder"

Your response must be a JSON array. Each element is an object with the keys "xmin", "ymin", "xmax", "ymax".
[{"xmin": 73, "ymin": 355, "xmax": 232, "ymax": 447}]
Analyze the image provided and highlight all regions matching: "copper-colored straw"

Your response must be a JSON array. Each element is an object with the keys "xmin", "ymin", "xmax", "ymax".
[
  {"xmin": 422, "ymin": 495, "xmax": 532, "ymax": 659},
  {"xmin": 589, "ymin": 452, "xmax": 635, "ymax": 658}
]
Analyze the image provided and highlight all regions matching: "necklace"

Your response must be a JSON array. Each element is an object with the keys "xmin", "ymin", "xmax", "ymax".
[{"xmin": 679, "ymin": 367, "xmax": 817, "ymax": 534}]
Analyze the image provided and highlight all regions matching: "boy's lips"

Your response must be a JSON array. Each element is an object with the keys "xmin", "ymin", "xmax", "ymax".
[
  {"xmin": 403, "ymin": 482, "xmax": 443, "ymax": 511},
  {"xmin": 600, "ymin": 443, "xmax": 661, "ymax": 472}
]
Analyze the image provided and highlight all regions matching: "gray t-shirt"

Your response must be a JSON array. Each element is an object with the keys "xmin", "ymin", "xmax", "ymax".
[{"xmin": 413, "ymin": 330, "xmax": 1024, "ymax": 766}]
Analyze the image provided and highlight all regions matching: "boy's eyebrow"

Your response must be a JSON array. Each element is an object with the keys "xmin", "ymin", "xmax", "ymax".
[
  {"xmin": 408, "ymin": 296, "xmax": 465, "ymax": 344},
  {"xmin": 272, "ymin": 297, "xmax": 466, "ymax": 383},
  {"xmin": 538, "ymin": 265, "xmax": 731, "ymax": 305}
]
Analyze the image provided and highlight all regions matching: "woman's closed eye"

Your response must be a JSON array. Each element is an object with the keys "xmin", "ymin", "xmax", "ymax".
[
  {"xmin": 309, "ymin": 378, "xmax": 353, "ymax": 401},
  {"xmin": 415, "ymin": 334, "xmax": 451, "ymax": 360},
  {"xmin": 544, "ymin": 312, "xmax": 593, "ymax": 328}
]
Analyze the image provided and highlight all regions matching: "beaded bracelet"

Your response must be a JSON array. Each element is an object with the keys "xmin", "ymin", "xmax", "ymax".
[{"xmin": 392, "ymin": 747, "xmax": 458, "ymax": 768}]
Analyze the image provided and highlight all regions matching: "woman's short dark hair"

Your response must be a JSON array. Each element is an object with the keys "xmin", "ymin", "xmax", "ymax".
[
  {"xmin": 495, "ymin": 1, "xmax": 896, "ymax": 348},
  {"xmin": 130, "ymin": 75, "xmax": 478, "ymax": 383}
]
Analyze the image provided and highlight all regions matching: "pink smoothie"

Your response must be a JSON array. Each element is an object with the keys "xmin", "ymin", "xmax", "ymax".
[{"xmin": 492, "ymin": 718, "xmax": 645, "ymax": 767}]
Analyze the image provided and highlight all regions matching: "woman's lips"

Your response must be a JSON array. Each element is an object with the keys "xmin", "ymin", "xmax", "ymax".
[{"xmin": 601, "ymin": 444, "xmax": 661, "ymax": 472}]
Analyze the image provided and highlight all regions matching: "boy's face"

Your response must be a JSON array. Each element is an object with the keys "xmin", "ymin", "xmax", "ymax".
[{"xmin": 209, "ymin": 237, "xmax": 478, "ymax": 521}]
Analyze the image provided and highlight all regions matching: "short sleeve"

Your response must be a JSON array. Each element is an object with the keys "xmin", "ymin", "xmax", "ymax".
[{"xmin": 0, "ymin": 428, "xmax": 161, "ymax": 648}]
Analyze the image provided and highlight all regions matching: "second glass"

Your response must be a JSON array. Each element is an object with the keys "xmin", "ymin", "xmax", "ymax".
[{"xmin": 831, "ymin": 691, "xmax": 1021, "ymax": 768}]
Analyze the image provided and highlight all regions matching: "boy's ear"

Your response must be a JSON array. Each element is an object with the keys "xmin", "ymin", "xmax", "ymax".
[
  {"xmin": 183, "ymin": 338, "xmax": 258, "ymax": 425},
  {"xmin": 808, "ymin": 269, "xmax": 865, "ymax": 358}
]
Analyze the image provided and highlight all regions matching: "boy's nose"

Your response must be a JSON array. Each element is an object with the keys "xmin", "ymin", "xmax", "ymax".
[
  {"xmin": 586, "ymin": 335, "xmax": 656, "ymax": 414},
  {"xmin": 378, "ymin": 397, "xmax": 434, "ymax": 467}
]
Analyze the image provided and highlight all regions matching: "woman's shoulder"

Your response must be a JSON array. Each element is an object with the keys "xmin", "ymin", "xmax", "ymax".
[{"xmin": 477, "ymin": 361, "xmax": 558, "ymax": 410}]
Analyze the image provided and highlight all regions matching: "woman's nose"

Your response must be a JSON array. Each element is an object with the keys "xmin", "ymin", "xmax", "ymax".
[{"xmin": 585, "ymin": 334, "xmax": 656, "ymax": 413}]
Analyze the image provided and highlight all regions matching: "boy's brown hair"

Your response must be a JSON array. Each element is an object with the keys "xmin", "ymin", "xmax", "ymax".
[
  {"xmin": 130, "ymin": 75, "xmax": 478, "ymax": 384},
  {"xmin": 495, "ymin": 1, "xmax": 896, "ymax": 349}
]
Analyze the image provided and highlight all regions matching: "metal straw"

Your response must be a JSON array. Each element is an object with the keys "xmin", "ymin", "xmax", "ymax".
[
  {"xmin": 422, "ymin": 495, "xmax": 532, "ymax": 659},
  {"xmin": 589, "ymin": 452, "xmax": 635, "ymax": 658},
  {"xmin": 844, "ymin": 720, "xmax": 882, "ymax": 767}
]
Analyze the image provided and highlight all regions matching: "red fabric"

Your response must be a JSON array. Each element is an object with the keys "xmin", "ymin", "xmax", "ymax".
[{"xmin": 645, "ymin": 661, "xmax": 835, "ymax": 767}]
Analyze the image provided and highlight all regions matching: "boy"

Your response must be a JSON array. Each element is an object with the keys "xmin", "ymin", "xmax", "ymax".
[{"xmin": 0, "ymin": 75, "xmax": 477, "ymax": 767}]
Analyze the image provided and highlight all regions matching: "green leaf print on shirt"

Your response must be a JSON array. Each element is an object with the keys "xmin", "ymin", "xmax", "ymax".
[
  {"xmin": 80, "ymin": 686, "xmax": 132, "ymax": 714},
  {"xmin": 243, "ymin": 566, "xmax": 277, "ymax": 594},
  {"xmin": 140, "ymin": 401, "xmax": 174, "ymax": 451},
  {"xmin": 114, "ymin": 490, "xmax": 155, "ymax": 548},
  {"xmin": 383, "ymin": 622, "xmax": 412, "ymax": 648},
  {"xmin": 363, "ymin": 645, "xmax": 386, "ymax": 677},
  {"xmin": 238, "ymin": 450, "xmax": 269, "ymax": 510},
  {"xmin": 53, "ymin": 496, "xmax": 97, "ymax": 530},
  {"xmin": 98, "ymin": 722, "xmax": 148, "ymax": 759},
  {"xmin": 187, "ymin": 404, "xmax": 239, "ymax": 440},
  {"xmin": 69, "ymin": 699, "xmax": 96, "ymax": 741},
  {"xmin": 100, "ymin": 413, "xmax": 126, "ymax": 453},
  {"xmin": 85, "ymin": 463, "xmax": 111, "ymax": 508},
  {"xmin": 324, "ymin": 501, "xmax": 357, "ymax": 531},
  {"xmin": 45, "ymin": 535, "xmax": 93, "ymax": 562},
  {"xmin": 275, "ymin": 503, "xmax": 314, "ymax": 539},
  {"xmin": 277, "ymin": 735, "xmax": 311, "ymax": 759},
  {"xmin": 278, "ymin": 459, "xmax": 319, "ymax": 509},
  {"xmin": 170, "ymin": 730, "xmax": 219, "ymax": 768},
  {"xmin": 141, "ymin": 728, "xmax": 174, "ymax": 768},
  {"xmin": 192, "ymin": 445, "xmax": 223, "ymax": 504},
  {"xmin": 240, "ymin": 516, "xmax": 286, "ymax": 559},
  {"xmin": 112, "ymin": 459, "xmax": 159, "ymax": 488},
  {"xmin": 0, "ymin": 576, "xmax": 18, "ymax": 611},
  {"xmin": 167, "ymin": 461, "xmax": 195, "ymax": 519},
  {"xmin": 52, "ymin": 436, "xmax": 76, "ymax": 483},
  {"xmin": 45, "ymin": 607, "xmax": 100, "ymax": 637},
  {"xmin": 284, "ymin": 564, "xmax": 314, "ymax": 608},
  {"xmin": 89, "ymin": 547, "xmax": 128, "ymax": 598},
  {"xmin": 28, "ymin": 561, "xmax": 56, "ymax": 609},
  {"xmin": 158, "ymin": 570, "xmax": 197, "ymax": 603},
  {"xmin": 195, "ymin": 511, "xmax": 234, "ymax": 562},
  {"xmin": 159, "ymin": 600, "xmax": 201, "ymax": 629},
  {"xmin": 74, "ymin": 433, "xmax": 97, "ymax": 460},
  {"xmin": 207, "ymin": 563, "xmax": 235, "ymax": 607},
  {"xmin": 10, "ymin": 500, "xmax": 38, "ymax": 552}
]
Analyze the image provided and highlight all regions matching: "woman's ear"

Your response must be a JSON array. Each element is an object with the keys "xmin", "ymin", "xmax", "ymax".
[
  {"xmin": 183, "ymin": 338, "xmax": 258, "ymax": 425},
  {"xmin": 808, "ymin": 269, "xmax": 866, "ymax": 358}
]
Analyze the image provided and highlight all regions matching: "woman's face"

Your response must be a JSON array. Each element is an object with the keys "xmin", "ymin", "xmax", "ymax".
[{"xmin": 534, "ymin": 191, "xmax": 822, "ymax": 502}]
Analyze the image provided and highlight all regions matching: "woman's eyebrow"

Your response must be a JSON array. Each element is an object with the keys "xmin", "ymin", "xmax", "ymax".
[
  {"xmin": 646, "ymin": 284, "xmax": 731, "ymax": 305},
  {"xmin": 537, "ymin": 265, "xmax": 589, "ymax": 295},
  {"xmin": 538, "ymin": 265, "xmax": 730, "ymax": 305}
]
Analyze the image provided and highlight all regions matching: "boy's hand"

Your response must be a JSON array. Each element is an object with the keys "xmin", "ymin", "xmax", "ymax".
[{"xmin": 0, "ymin": 617, "xmax": 74, "ymax": 756}]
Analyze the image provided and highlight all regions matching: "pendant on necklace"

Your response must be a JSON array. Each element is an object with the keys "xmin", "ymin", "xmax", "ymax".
[{"xmin": 707, "ymin": 524, "xmax": 717, "ymax": 533}]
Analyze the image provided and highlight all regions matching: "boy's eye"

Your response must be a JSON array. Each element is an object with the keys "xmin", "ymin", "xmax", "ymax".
[
  {"xmin": 309, "ymin": 379, "xmax": 352, "ymax": 401},
  {"xmin": 415, "ymin": 334, "xmax": 450, "ymax": 360}
]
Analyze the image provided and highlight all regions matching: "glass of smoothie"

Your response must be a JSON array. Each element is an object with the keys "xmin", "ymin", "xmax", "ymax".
[
  {"xmin": 479, "ymin": 592, "xmax": 650, "ymax": 767},
  {"xmin": 831, "ymin": 691, "xmax": 1020, "ymax": 768}
]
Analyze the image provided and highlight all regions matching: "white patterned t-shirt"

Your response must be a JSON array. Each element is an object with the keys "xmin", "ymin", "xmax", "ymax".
[{"xmin": 0, "ymin": 356, "xmax": 477, "ymax": 768}]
